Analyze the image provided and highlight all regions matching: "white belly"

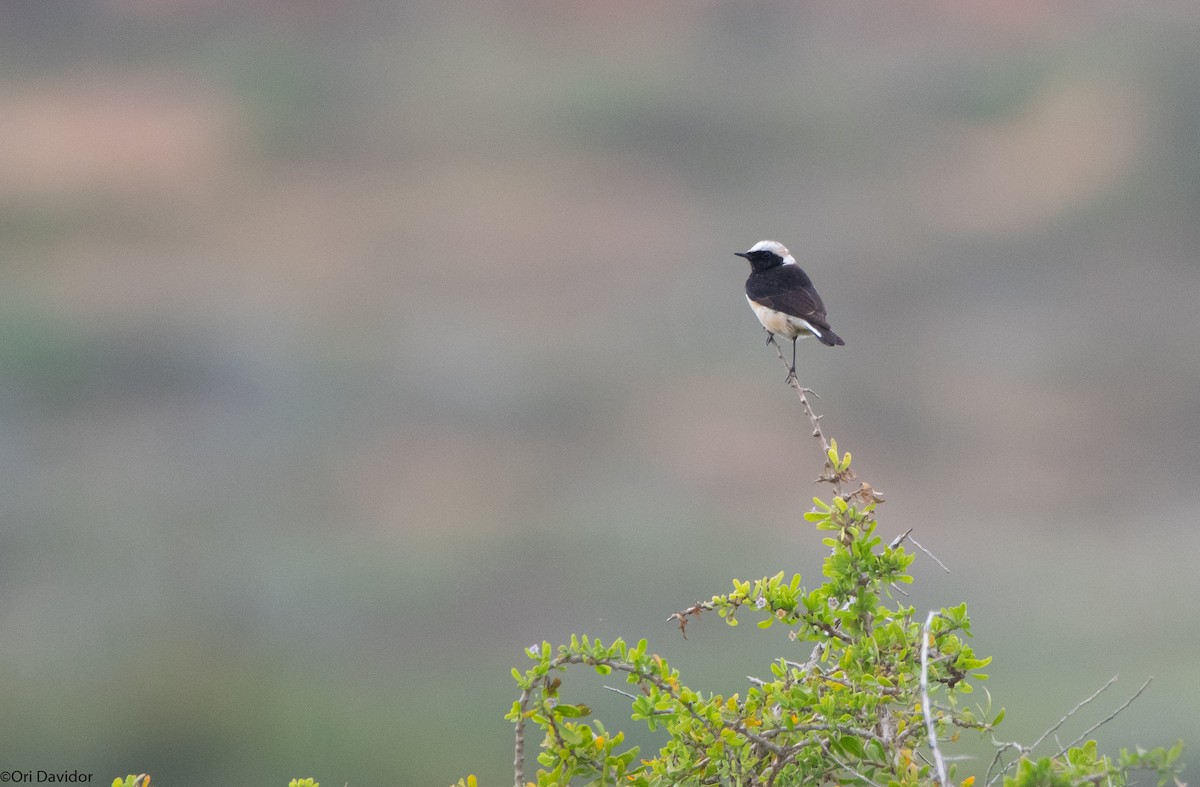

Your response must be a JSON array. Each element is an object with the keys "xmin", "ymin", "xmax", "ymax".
[{"xmin": 748, "ymin": 298, "xmax": 815, "ymax": 340}]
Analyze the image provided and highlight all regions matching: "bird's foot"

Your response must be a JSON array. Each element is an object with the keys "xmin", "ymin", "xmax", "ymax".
[
  {"xmin": 785, "ymin": 367, "xmax": 798, "ymax": 385},
  {"xmin": 764, "ymin": 331, "xmax": 777, "ymax": 347}
]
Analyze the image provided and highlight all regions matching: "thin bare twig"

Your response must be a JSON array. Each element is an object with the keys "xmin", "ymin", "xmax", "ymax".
[
  {"xmin": 603, "ymin": 684, "xmax": 640, "ymax": 702},
  {"xmin": 921, "ymin": 610, "xmax": 949, "ymax": 786},
  {"xmin": 1030, "ymin": 675, "xmax": 1119, "ymax": 753},
  {"xmin": 1053, "ymin": 677, "xmax": 1153, "ymax": 757},
  {"xmin": 985, "ymin": 675, "xmax": 1153, "ymax": 787},
  {"xmin": 984, "ymin": 747, "xmax": 1014, "ymax": 787},
  {"xmin": 818, "ymin": 737, "xmax": 888, "ymax": 787},
  {"xmin": 768, "ymin": 334, "xmax": 846, "ymax": 495},
  {"xmin": 908, "ymin": 533, "xmax": 951, "ymax": 574}
]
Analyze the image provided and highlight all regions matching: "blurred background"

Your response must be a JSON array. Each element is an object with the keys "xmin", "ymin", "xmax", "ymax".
[{"xmin": 0, "ymin": 1, "xmax": 1197, "ymax": 784}]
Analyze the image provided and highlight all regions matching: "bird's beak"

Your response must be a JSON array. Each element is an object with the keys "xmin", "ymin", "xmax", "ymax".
[{"xmin": 734, "ymin": 251, "xmax": 750, "ymax": 259}]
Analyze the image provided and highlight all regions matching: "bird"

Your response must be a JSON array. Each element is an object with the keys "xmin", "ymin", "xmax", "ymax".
[{"xmin": 735, "ymin": 240, "xmax": 844, "ymax": 379}]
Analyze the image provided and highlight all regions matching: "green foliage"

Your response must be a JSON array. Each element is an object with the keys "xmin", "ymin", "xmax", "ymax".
[
  {"xmin": 480, "ymin": 442, "xmax": 1183, "ymax": 787},
  {"xmin": 1120, "ymin": 741, "xmax": 1186, "ymax": 787},
  {"xmin": 111, "ymin": 778, "xmax": 150, "ymax": 787},
  {"xmin": 1003, "ymin": 739, "xmax": 1185, "ymax": 787},
  {"xmin": 288, "ymin": 780, "xmax": 319, "ymax": 787}
]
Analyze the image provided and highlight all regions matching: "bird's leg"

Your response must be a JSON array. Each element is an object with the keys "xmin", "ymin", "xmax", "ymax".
[
  {"xmin": 787, "ymin": 338, "xmax": 798, "ymax": 383},
  {"xmin": 764, "ymin": 329, "xmax": 777, "ymax": 347}
]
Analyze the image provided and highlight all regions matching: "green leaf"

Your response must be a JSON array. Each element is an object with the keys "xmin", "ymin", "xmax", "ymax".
[{"xmin": 839, "ymin": 735, "xmax": 865, "ymax": 758}]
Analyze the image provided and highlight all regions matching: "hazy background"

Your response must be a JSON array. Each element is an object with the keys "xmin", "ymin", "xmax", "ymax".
[{"xmin": 1, "ymin": 2, "xmax": 1197, "ymax": 784}]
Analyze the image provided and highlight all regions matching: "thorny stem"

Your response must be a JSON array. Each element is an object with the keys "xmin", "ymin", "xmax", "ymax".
[
  {"xmin": 768, "ymin": 333, "xmax": 847, "ymax": 497},
  {"xmin": 514, "ymin": 686, "xmax": 531, "ymax": 786}
]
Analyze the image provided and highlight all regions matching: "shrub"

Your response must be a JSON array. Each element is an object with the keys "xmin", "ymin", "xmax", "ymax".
[{"xmin": 463, "ymin": 353, "xmax": 1183, "ymax": 787}]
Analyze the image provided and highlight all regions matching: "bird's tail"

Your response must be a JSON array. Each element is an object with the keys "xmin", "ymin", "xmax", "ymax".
[{"xmin": 816, "ymin": 328, "xmax": 845, "ymax": 347}]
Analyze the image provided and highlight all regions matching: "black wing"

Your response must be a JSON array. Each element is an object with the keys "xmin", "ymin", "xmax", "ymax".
[{"xmin": 745, "ymin": 266, "xmax": 832, "ymax": 329}]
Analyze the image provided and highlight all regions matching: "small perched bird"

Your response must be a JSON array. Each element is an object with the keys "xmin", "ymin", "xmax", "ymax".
[{"xmin": 736, "ymin": 240, "xmax": 844, "ymax": 378}]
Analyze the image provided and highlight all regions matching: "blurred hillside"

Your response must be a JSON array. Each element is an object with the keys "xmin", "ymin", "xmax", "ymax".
[{"xmin": 0, "ymin": 2, "xmax": 1197, "ymax": 784}]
